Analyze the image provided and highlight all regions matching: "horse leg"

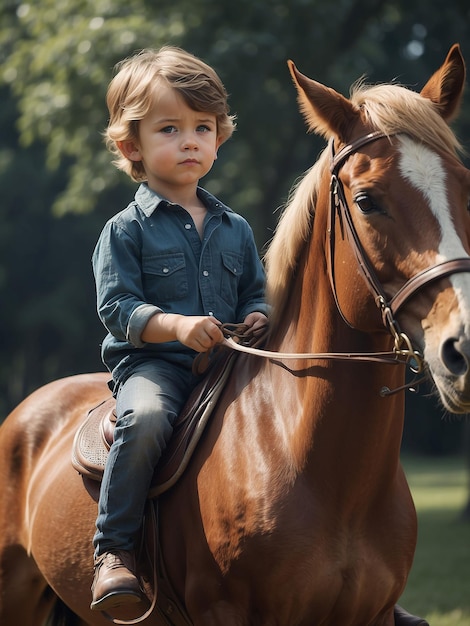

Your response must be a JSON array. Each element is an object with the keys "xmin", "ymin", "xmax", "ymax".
[{"xmin": 0, "ymin": 544, "xmax": 56, "ymax": 626}]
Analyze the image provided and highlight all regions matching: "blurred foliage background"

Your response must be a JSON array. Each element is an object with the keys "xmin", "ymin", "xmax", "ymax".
[{"xmin": 1, "ymin": 0, "xmax": 470, "ymax": 488}]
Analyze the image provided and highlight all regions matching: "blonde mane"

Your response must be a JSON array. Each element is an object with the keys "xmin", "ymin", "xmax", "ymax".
[{"xmin": 265, "ymin": 80, "xmax": 463, "ymax": 321}]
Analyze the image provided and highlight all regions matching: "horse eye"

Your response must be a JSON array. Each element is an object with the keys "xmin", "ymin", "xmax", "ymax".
[{"xmin": 354, "ymin": 193, "xmax": 377, "ymax": 214}]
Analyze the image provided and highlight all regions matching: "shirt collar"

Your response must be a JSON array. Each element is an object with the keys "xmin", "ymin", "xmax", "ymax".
[{"xmin": 135, "ymin": 183, "xmax": 231, "ymax": 217}]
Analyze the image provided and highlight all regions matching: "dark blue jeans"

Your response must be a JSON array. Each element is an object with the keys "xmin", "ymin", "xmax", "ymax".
[{"xmin": 93, "ymin": 360, "xmax": 198, "ymax": 557}]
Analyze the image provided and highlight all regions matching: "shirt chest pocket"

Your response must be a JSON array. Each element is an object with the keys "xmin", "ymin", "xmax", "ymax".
[
  {"xmin": 220, "ymin": 251, "xmax": 243, "ymax": 305},
  {"xmin": 142, "ymin": 253, "xmax": 188, "ymax": 303}
]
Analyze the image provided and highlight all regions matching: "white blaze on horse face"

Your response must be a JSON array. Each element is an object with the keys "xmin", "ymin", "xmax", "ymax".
[
  {"xmin": 397, "ymin": 135, "xmax": 467, "ymax": 261},
  {"xmin": 398, "ymin": 135, "xmax": 470, "ymax": 357}
]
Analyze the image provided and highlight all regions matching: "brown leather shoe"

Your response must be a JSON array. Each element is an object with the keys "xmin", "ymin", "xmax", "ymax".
[{"xmin": 90, "ymin": 550, "xmax": 143, "ymax": 612}]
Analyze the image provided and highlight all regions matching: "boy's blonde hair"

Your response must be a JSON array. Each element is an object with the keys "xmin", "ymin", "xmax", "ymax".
[{"xmin": 105, "ymin": 46, "xmax": 237, "ymax": 181}]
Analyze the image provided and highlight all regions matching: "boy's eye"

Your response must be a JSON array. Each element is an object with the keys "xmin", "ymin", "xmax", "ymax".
[
  {"xmin": 161, "ymin": 125, "xmax": 177, "ymax": 133},
  {"xmin": 197, "ymin": 125, "xmax": 212, "ymax": 132}
]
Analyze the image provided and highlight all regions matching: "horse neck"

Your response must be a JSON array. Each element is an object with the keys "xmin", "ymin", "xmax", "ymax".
[{"xmin": 268, "ymin": 214, "xmax": 406, "ymax": 493}]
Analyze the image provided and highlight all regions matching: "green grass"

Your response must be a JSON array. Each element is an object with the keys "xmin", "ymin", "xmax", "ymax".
[{"xmin": 399, "ymin": 455, "xmax": 470, "ymax": 626}]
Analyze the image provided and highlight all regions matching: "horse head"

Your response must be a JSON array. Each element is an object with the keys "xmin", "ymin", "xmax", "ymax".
[{"xmin": 269, "ymin": 44, "xmax": 470, "ymax": 413}]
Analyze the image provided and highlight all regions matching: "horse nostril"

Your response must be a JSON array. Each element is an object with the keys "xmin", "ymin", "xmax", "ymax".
[{"xmin": 440, "ymin": 337, "xmax": 469, "ymax": 376}]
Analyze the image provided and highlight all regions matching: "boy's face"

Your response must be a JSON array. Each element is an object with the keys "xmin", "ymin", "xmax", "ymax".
[{"xmin": 120, "ymin": 85, "xmax": 222, "ymax": 199}]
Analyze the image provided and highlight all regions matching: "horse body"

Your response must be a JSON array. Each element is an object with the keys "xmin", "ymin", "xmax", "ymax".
[
  {"xmin": 1, "ymin": 45, "xmax": 470, "ymax": 626},
  {"xmin": 185, "ymin": 369, "xmax": 413, "ymax": 625}
]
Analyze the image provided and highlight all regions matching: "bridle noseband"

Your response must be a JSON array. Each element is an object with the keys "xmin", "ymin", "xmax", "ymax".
[{"xmin": 328, "ymin": 131, "xmax": 470, "ymax": 372}]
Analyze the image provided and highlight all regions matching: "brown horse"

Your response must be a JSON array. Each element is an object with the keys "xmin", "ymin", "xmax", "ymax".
[{"xmin": 1, "ymin": 44, "xmax": 470, "ymax": 626}]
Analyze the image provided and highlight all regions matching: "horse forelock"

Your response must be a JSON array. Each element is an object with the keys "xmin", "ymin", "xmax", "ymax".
[{"xmin": 350, "ymin": 81, "xmax": 463, "ymax": 157}]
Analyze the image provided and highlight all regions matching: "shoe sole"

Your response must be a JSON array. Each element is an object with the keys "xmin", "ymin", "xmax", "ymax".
[{"xmin": 90, "ymin": 590, "xmax": 143, "ymax": 611}]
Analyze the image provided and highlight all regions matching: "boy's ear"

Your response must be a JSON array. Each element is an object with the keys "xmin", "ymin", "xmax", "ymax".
[
  {"xmin": 214, "ymin": 136, "xmax": 223, "ymax": 159},
  {"xmin": 117, "ymin": 140, "xmax": 142, "ymax": 162}
]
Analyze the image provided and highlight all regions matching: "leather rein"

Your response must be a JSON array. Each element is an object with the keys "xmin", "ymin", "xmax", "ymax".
[{"xmin": 224, "ymin": 131, "xmax": 470, "ymax": 390}]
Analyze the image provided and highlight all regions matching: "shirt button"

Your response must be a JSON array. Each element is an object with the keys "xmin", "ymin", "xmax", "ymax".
[
  {"xmin": 184, "ymin": 223, "xmax": 191, "ymax": 229},
  {"xmin": 163, "ymin": 267, "xmax": 169, "ymax": 274},
  {"xmin": 203, "ymin": 270, "xmax": 209, "ymax": 277}
]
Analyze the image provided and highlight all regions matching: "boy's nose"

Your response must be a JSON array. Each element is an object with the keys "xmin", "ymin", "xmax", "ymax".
[{"xmin": 182, "ymin": 135, "xmax": 198, "ymax": 150}]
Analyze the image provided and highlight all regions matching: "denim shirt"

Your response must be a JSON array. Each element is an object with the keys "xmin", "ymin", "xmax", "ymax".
[{"xmin": 92, "ymin": 183, "xmax": 268, "ymax": 380}]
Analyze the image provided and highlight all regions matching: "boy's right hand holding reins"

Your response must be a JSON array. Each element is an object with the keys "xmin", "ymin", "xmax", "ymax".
[{"xmin": 141, "ymin": 312, "xmax": 224, "ymax": 352}]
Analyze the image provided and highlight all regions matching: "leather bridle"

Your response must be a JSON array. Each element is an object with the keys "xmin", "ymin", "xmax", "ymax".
[{"xmin": 223, "ymin": 131, "xmax": 470, "ymax": 392}]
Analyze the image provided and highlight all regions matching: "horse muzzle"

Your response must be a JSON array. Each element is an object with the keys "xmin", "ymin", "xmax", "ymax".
[{"xmin": 426, "ymin": 326, "xmax": 470, "ymax": 413}]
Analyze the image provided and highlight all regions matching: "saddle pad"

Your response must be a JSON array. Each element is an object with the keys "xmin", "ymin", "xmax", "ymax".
[{"xmin": 72, "ymin": 351, "xmax": 237, "ymax": 498}]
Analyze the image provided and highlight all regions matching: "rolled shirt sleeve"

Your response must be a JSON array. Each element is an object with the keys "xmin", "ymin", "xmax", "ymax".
[
  {"xmin": 126, "ymin": 303, "xmax": 162, "ymax": 348},
  {"xmin": 92, "ymin": 219, "xmax": 156, "ymax": 346}
]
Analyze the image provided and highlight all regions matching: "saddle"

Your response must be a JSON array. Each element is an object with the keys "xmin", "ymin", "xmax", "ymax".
[{"xmin": 72, "ymin": 347, "xmax": 236, "ymax": 499}]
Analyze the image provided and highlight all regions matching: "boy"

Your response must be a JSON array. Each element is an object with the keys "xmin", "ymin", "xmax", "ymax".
[{"xmin": 91, "ymin": 46, "xmax": 268, "ymax": 613}]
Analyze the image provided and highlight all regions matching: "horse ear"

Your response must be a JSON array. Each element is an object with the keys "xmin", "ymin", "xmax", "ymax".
[
  {"xmin": 420, "ymin": 43, "xmax": 466, "ymax": 122},
  {"xmin": 288, "ymin": 60, "xmax": 359, "ymax": 141}
]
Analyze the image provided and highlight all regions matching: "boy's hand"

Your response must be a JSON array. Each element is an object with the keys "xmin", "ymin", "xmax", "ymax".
[
  {"xmin": 142, "ymin": 311, "xmax": 267, "ymax": 352},
  {"xmin": 174, "ymin": 315, "xmax": 224, "ymax": 352},
  {"xmin": 243, "ymin": 311, "xmax": 268, "ymax": 333}
]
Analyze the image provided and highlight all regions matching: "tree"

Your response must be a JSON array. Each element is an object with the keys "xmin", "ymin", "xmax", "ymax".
[{"xmin": 5, "ymin": 0, "xmax": 468, "ymax": 236}]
